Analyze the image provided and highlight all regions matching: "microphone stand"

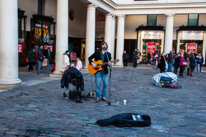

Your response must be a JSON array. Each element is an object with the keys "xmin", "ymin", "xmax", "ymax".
[{"xmin": 101, "ymin": 50, "xmax": 120, "ymax": 107}]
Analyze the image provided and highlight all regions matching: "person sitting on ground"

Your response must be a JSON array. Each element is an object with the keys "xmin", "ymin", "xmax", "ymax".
[{"xmin": 76, "ymin": 57, "xmax": 82, "ymax": 72}]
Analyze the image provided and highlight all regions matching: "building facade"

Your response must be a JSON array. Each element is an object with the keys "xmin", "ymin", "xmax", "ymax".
[{"xmin": 0, "ymin": 0, "xmax": 206, "ymax": 84}]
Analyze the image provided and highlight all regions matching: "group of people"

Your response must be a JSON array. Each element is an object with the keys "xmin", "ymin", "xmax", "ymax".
[
  {"xmin": 122, "ymin": 49, "xmax": 142, "ymax": 68},
  {"xmin": 27, "ymin": 45, "xmax": 82, "ymax": 75},
  {"xmin": 158, "ymin": 51, "xmax": 204, "ymax": 77},
  {"xmin": 62, "ymin": 50, "xmax": 83, "ymax": 72}
]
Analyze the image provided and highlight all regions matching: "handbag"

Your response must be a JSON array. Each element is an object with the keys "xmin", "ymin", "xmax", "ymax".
[
  {"xmin": 42, "ymin": 59, "xmax": 48, "ymax": 66},
  {"xmin": 182, "ymin": 62, "xmax": 187, "ymax": 66},
  {"xmin": 163, "ymin": 56, "xmax": 168, "ymax": 70}
]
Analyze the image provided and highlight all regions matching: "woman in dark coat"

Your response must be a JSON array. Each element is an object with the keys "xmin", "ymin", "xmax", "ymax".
[
  {"xmin": 174, "ymin": 53, "xmax": 180, "ymax": 74},
  {"xmin": 158, "ymin": 53, "xmax": 166, "ymax": 73},
  {"xmin": 189, "ymin": 54, "xmax": 195, "ymax": 76},
  {"xmin": 147, "ymin": 50, "xmax": 151, "ymax": 65}
]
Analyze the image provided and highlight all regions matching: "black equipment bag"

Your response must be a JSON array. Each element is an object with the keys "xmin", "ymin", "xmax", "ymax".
[
  {"xmin": 69, "ymin": 90, "xmax": 81, "ymax": 100},
  {"xmin": 96, "ymin": 113, "xmax": 151, "ymax": 127},
  {"xmin": 160, "ymin": 76, "xmax": 173, "ymax": 84},
  {"xmin": 68, "ymin": 76, "xmax": 82, "ymax": 103}
]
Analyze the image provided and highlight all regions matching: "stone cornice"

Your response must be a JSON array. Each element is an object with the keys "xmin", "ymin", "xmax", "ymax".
[{"xmin": 115, "ymin": 3, "xmax": 206, "ymax": 10}]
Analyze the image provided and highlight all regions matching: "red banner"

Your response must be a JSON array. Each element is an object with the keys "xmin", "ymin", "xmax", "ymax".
[
  {"xmin": 187, "ymin": 43, "xmax": 197, "ymax": 53},
  {"xmin": 70, "ymin": 53, "xmax": 76, "ymax": 60},
  {"xmin": 18, "ymin": 44, "xmax": 23, "ymax": 53},
  {"xmin": 44, "ymin": 45, "xmax": 53, "ymax": 52},
  {"xmin": 147, "ymin": 42, "xmax": 156, "ymax": 56}
]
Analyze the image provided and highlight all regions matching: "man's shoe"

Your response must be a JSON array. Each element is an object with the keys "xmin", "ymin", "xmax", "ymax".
[
  {"xmin": 96, "ymin": 98, "xmax": 100, "ymax": 102},
  {"xmin": 101, "ymin": 98, "xmax": 107, "ymax": 102}
]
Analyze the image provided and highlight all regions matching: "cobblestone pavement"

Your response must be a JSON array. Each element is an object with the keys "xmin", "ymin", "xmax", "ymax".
[{"xmin": 0, "ymin": 66, "xmax": 206, "ymax": 137}]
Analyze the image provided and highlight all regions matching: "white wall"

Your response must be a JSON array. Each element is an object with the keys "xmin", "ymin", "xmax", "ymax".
[
  {"xmin": 44, "ymin": 0, "xmax": 57, "ymax": 19},
  {"xmin": 199, "ymin": 14, "xmax": 206, "ymax": 26},
  {"xmin": 18, "ymin": 0, "xmax": 38, "ymax": 31},
  {"xmin": 69, "ymin": 0, "xmax": 87, "ymax": 38},
  {"xmin": 124, "ymin": 15, "xmax": 147, "ymax": 39}
]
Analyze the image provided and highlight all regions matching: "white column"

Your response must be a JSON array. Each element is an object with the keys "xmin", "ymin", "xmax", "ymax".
[
  {"xmin": 116, "ymin": 15, "xmax": 126, "ymax": 66},
  {"xmin": 53, "ymin": 0, "xmax": 69, "ymax": 75},
  {"xmin": 111, "ymin": 15, "xmax": 116, "ymax": 60},
  {"xmin": 105, "ymin": 13, "xmax": 113, "ymax": 54},
  {"xmin": 177, "ymin": 31, "xmax": 181, "ymax": 53},
  {"xmin": 203, "ymin": 31, "xmax": 206, "ymax": 64},
  {"xmin": 0, "ymin": 0, "xmax": 22, "ymax": 84},
  {"xmin": 85, "ymin": 4, "xmax": 97, "ymax": 68},
  {"xmin": 164, "ymin": 13, "xmax": 175, "ymax": 54}
]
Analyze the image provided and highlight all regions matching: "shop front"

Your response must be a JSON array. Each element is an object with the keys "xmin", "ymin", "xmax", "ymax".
[
  {"xmin": 18, "ymin": 9, "xmax": 27, "ymax": 66},
  {"xmin": 177, "ymin": 27, "xmax": 206, "ymax": 64},
  {"xmin": 137, "ymin": 26, "xmax": 165, "ymax": 62},
  {"xmin": 31, "ymin": 15, "xmax": 56, "ymax": 63}
]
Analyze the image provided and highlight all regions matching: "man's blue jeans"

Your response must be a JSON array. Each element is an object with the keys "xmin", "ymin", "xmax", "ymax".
[
  {"xmin": 95, "ymin": 71, "xmax": 108, "ymax": 99},
  {"xmin": 38, "ymin": 60, "xmax": 42, "ymax": 74},
  {"xmin": 168, "ymin": 63, "xmax": 173, "ymax": 72}
]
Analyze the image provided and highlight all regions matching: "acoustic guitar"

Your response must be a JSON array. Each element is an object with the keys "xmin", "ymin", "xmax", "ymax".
[{"xmin": 88, "ymin": 59, "xmax": 119, "ymax": 74}]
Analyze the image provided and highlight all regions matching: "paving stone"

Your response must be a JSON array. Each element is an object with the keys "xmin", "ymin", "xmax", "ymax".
[{"xmin": 0, "ymin": 67, "xmax": 206, "ymax": 136}]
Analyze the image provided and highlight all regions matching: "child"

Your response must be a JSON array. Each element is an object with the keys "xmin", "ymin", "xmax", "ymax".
[{"xmin": 76, "ymin": 57, "xmax": 82, "ymax": 72}]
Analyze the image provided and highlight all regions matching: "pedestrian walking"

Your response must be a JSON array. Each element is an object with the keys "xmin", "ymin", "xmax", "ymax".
[
  {"xmin": 63, "ymin": 50, "xmax": 70, "ymax": 66},
  {"xmin": 147, "ymin": 50, "xmax": 151, "ymax": 65},
  {"xmin": 158, "ymin": 53, "xmax": 166, "ymax": 73},
  {"xmin": 133, "ymin": 49, "xmax": 138, "ymax": 67},
  {"xmin": 179, "ymin": 53, "xmax": 186, "ymax": 77},
  {"xmin": 186, "ymin": 54, "xmax": 191, "ymax": 76},
  {"xmin": 196, "ymin": 52, "xmax": 204, "ymax": 73},
  {"xmin": 172, "ymin": 51, "xmax": 176, "ymax": 65},
  {"xmin": 137, "ymin": 49, "xmax": 142, "ymax": 65},
  {"xmin": 152, "ymin": 51, "xmax": 157, "ymax": 65},
  {"xmin": 37, "ymin": 45, "xmax": 45, "ymax": 75},
  {"xmin": 76, "ymin": 57, "xmax": 82, "ymax": 72},
  {"xmin": 174, "ymin": 53, "xmax": 180, "ymax": 74},
  {"xmin": 189, "ymin": 54, "xmax": 195, "ymax": 76},
  {"xmin": 123, "ymin": 51, "xmax": 129, "ymax": 67},
  {"xmin": 47, "ymin": 48, "xmax": 51, "ymax": 66},
  {"xmin": 27, "ymin": 48, "xmax": 36, "ymax": 72},
  {"xmin": 167, "ymin": 51, "xmax": 173, "ymax": 72}
]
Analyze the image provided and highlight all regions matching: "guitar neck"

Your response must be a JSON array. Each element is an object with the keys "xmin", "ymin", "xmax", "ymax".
[{"xmin": 99, "ymin": 62, "xmax": 109, "ymax": 66}]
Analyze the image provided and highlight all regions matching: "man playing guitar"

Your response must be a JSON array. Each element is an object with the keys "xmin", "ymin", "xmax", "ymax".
[{"xmin": 88, "ymin": 42, "xmax": 112, "ymax": 102}]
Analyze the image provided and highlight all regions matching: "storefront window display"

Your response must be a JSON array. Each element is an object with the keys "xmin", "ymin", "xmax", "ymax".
[
  {"xmin": 31, "ymin": 15, "xmax": 55, "ymax": 63},
  {"xmin": 177, "ymin": 30, "xmax": 206, "ymax": 64},
  {"xmin": 18, "ymin": 9, "xmax": 27, "ymax": 66},
  {"xmin": 137, "ymin": 30, "xmax": 164, "ymax": 62}
]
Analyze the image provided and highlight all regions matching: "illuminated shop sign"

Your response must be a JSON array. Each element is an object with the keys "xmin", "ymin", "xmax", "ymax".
[
  {"xmin": 142, "ymin": 31, "xmax": 162, "ymax": 39},
  {"xmin": 181, "ymin": 31, "xmax": 203, "ymax": 40}
]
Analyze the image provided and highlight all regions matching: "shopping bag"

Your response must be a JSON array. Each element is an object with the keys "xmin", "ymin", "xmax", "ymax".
[
  {"xmin": 42, "ymin": 59, "xmax": 48, "ymax": 66},
  {"xmin": 137, "ymin": 59, "xmax": 140, "ymax": 64}
]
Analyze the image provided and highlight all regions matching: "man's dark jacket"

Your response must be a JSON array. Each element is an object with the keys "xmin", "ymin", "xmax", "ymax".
[
  {"xmin": 167, "ymin": 53, "xmax": 173, "ymax": 63},
  {"xmin": 88, "ymin": 50, "xmax": 111, "ymax": 74},
  {"xmin": 61, "ymin": 67, "xmax": 84, "ymax": 91},
  {"xmin": 123, "ymin": 53, "xmax": 129, "ymax": 60},
  {"xmin": 189, "ymin": 55, "xmax": 195, "ymax": 67}
]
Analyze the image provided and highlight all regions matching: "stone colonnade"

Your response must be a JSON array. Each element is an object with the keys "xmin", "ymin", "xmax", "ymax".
[{"xmin": 0, "ymin": 0, "xmax": 175, "ymax": 84}]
